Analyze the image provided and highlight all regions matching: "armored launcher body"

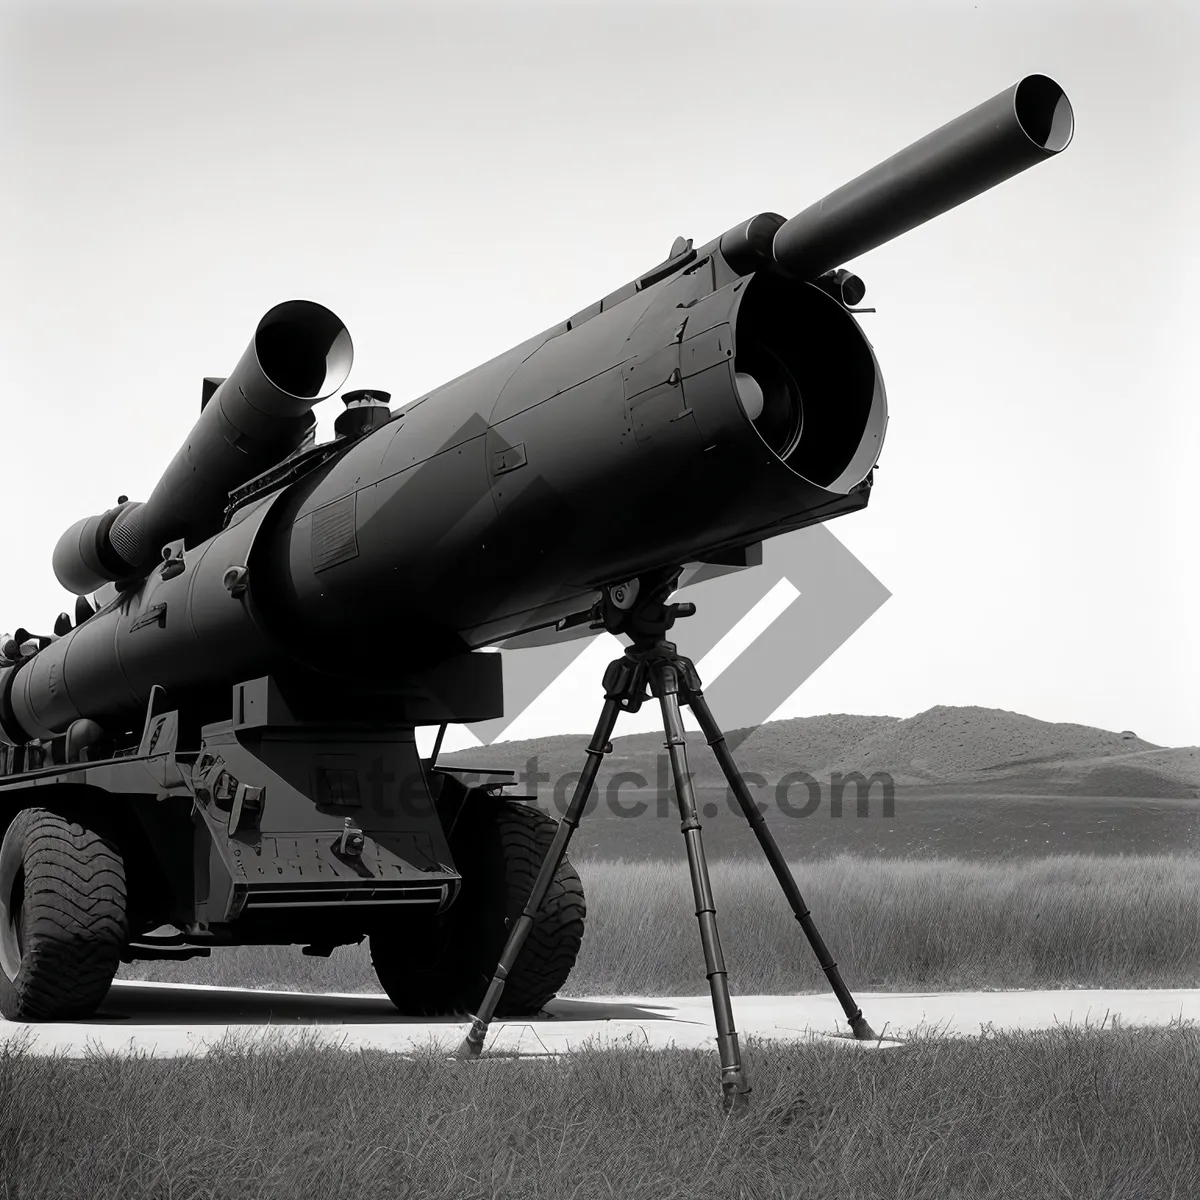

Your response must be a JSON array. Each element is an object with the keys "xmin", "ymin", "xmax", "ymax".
[{"xmin": 0, "ymin": 77, "xmax": 1071, "ymax": 1023}]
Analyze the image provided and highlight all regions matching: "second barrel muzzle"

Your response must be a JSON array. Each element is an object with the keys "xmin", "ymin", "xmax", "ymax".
[
  {"xmin": 772, "ymin": 74, "xmax": 1074, "ymax": 280},
  {"xmin": 53, "ymin": 300, "xmax": 353, "ymax": 596}
]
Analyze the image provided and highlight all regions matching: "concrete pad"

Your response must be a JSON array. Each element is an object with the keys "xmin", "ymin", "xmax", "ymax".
[{"xmin": 1, "ymin": 982, "xmax": 1196, "ymax": 1059}]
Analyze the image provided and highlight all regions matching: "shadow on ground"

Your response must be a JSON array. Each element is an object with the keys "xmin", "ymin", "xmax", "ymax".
[{"xmin": 94, "ymin": 981, "xmax": 674, "ymax": 1026}]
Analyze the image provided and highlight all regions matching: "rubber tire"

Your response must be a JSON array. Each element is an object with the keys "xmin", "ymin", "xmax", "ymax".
[
  {"xmin": 0, "ymin": 807, "xmax": 128, "ymax": 1022},
  {"xmin": 371, "ymin": 801, "xmax": 585, "ymax": 1017}
]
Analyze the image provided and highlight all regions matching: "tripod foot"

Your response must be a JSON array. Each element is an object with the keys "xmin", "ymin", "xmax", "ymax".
[
  {"xmin": 849, "ymin": 1014, "xmax": 878, "ymax": 1041},
  {"xmin": 723, "ymin": 1079, "xmax": 752, "ymax": 1114},
  {"xmin": 684, "ymin": 686, "xmax": 876, "ymax": 1047},
  {"xmin": 457, "ymin": 1016, "xmax": 488, "ymax": 1059}
]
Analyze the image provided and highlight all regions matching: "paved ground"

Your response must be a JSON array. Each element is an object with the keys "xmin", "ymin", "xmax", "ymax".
[{"xmin": 2, "ymin": 983, "xmax": 1197, "ymax": 1058}]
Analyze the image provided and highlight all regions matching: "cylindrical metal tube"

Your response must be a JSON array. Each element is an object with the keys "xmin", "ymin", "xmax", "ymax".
[
  {"xmin": 52, "ymin": 300, "xmax": 352, "ymax": 595},
  {"xmin": 772, "ymin": 74, "xmax": 1074, "ymax": 279},
  {"xmin": 10, "ymin": 492, "xmax": 289, "ymax": 741}
]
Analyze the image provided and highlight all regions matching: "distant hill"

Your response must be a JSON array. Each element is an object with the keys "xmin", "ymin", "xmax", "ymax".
[{"xmin": 441, "ymin": 705, "xmax": 1200, "ymax": 800}]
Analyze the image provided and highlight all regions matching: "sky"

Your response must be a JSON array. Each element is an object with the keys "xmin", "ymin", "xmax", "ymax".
[{"xmin": 1, "ymin": 0, "xmax": 1197, "ymax": 749}]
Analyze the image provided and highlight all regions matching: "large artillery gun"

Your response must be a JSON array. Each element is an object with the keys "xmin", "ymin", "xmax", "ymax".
[{"xmin": 0, "ymin": 76, "xmax": 1071, "ymax": 1105}]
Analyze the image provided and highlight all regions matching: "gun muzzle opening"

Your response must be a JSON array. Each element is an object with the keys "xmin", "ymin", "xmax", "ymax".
[
  {"xmin": 52, "ymin": 300, "xmax": 355, "ymax": 596},
  {"xmin": 1014, "ymin": 74, "xmax": 1074, "ymax": 153},
  {"xmin": 253, "ymin": 301, "xmax": 353, "ymax": 403},
  {"xmin": 733, "ymin": 275, "xmax": 885, "ymax": 494},
  {"xmin": 770, "ymin": 74, "xmax": 1075, "ymax": 282}
]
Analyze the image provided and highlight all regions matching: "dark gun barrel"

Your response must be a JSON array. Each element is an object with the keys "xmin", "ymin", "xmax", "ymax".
[{"xmin": 772, "ymin": 74, "xmax": 1074, "ymax": 279}]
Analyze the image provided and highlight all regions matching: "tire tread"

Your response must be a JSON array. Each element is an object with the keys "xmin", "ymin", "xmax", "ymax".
[
  {"xmin": 372, "ymin": 800, "xmax": 585, "ymax": 1018},
  {"xmin": 0, "ymin": 807, "xmax": 128, "ymax": 1022},
  {"xmin": 493, "ymin": 803, "xmax": 587, "ymax": 1014}
]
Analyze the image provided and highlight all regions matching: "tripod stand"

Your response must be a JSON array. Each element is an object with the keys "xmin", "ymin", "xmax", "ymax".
[{"xmin": 458, "ymin": 567, "xmax": 876, "ymax": 1109}]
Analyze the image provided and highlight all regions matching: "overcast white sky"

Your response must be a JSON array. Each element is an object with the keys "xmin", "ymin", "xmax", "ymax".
[{"xmin": 1, "ymin": 0, "xmax": 1196, "ymax": 748}]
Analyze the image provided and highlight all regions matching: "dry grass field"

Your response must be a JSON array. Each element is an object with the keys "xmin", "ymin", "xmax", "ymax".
[
  {"xmin": 7, "ymin": 852, "xmax": 1193, "ymax": 1198},
  {"xmin": 117, "ymin": 853, "xmax": 1200, "ymax": 996},
  {"xmin": 3, "ymin": 1025, "xmax": 1198, "ymax": 1199}
]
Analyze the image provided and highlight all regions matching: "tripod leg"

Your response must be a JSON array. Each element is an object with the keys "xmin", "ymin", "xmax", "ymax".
[
  {"xmin": 654, "ymin": 662, "xmax": 751, "ymax": 1111},
  {"xmin": 458, "ymin": 683, "xmax": 626, "ymax": 1058},
  {"xmin": 687, "ymin": 688, "xmax": 877, "ymax": 1041}
]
